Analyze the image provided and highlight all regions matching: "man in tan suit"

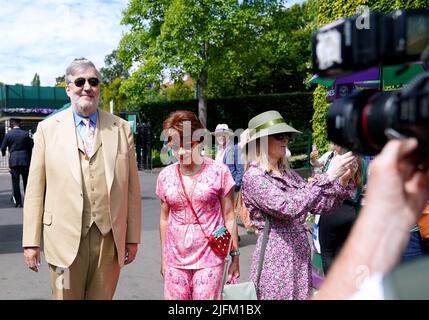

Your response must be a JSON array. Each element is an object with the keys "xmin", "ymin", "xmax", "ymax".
[{"xmin": 22, "ymin": 58, "xmax": 142, "ymax": 299}]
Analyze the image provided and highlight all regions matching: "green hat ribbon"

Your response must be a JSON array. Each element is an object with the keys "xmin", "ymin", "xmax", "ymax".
[{"xmin": 254, "ymin": 118, "xmax": 286, "ymax": 132}]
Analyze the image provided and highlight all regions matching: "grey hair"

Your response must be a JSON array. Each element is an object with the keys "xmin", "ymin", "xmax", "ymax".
[{"xmin": 65, "ymin": 58, "xmax": 101, "ymax": 84}]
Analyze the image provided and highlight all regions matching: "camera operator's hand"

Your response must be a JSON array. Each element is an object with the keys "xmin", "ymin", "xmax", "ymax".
[
  {"xmin": 326, "ymin": 151, "xmax": 356, "ymax": 181},
  {"xmin": 315, "ymin": 138, "xmax": 429, "ymax": 300}
]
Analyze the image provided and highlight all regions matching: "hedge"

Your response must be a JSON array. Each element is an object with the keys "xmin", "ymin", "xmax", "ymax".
[{"xmin": 138, "ymin": 92, "xmax": 314, "ymax": 155}]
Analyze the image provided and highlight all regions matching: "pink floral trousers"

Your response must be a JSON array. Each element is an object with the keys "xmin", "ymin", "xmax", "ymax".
[{"xmin": 164, "ymin": 264, "xmax": 224, "ymax": 300}]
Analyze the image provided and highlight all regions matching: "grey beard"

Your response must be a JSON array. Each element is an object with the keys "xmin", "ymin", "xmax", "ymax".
[{"xmin": 74, "ymin": 98, "xmax": 99, "ymax": 117}]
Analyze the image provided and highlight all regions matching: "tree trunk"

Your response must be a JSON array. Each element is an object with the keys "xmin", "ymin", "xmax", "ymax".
[{"xmin": 197, "ymin": 71, "xmax": 208, "ymax": 127}]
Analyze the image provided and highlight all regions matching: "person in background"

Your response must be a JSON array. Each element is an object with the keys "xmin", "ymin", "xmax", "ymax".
[
  {"xmin": 241, "ymin": 110, "xmax": 357, "ymax": 300},
  {"xmin": 1, "ymin": 118, "xmax": 34, "ymax": 208},
  {"xmin": 310, "ymin": 143, "xmax": 340, "ymax": 173},
  {"xmin": 213, "ymin": 124, "xmax": 254, "ymax": 235},
  {"xmin": 315, "ymin": 138, "xmax": 429, "ymax": 299},
  {"xmin": 157, "ymin": 111, "xmax": 239, "ymax": 300},
  {"xmin": 314, "ymin": 144, "xmax": 365, "ymax": 274},
  {"xmin": 401, "ymin": 201, "xmax": 429, "ymax": 263}
]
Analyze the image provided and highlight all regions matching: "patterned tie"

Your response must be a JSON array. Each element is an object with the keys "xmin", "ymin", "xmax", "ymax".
[{"xmin": 82, "ymin": 118, "xmax": 95, "ymax": 156}]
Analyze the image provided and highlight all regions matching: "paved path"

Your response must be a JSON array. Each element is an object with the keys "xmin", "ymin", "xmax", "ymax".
[{"xmin": 0, "ymin": 170, "xmax": 256, "ymax": 299}]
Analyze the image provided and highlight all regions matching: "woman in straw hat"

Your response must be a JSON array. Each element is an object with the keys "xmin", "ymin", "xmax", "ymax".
[{"xmin": 241, "ymin": 110, "xmax": 358, "ymax": 300}]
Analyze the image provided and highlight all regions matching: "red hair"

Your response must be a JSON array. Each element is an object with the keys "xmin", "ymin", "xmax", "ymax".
[{"xmin": 163, "ymin": 110, "xmax": 205, "ymax": 143}]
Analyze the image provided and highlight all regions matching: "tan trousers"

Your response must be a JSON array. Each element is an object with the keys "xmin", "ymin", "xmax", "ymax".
[{"xmin": 49, "ymin": 225, "xmax": 120, "ymax": 300}]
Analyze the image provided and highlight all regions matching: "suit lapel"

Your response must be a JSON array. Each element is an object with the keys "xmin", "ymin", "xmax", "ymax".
[
  {"xmin": 60, "ymin": 107, "xmax": 82, "ymax": 188},
  {"xmin": 90, "ymin": 122, "xmax": 102, "ymax": 157},
  {"xmin": 99, "ymin": 109, "xmax": 118, "ymax": 194},
  {"xmin": 76, "ymin": 130, "xmax": 85, "ymax": 154}
]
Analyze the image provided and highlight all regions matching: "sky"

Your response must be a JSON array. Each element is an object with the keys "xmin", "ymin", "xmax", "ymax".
[
  {"xmin": 285, "ymin": 0, "xmax": 307, "ymax": 8},
  {"xmin": 0, "ymin": 0, "xmax": 306, "ymax": 87},
  {"xmin": 0, "ymin": 0, "xmax": 129, "ymax": 86}
]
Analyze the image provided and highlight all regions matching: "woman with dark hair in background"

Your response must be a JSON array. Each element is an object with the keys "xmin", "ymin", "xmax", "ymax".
[{"xmin": 313, "ymin": 144, "xmax": 365, "ymax": 274}]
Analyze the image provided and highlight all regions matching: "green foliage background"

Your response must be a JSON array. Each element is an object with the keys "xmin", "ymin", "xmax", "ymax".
[{"xmin": 138, "ymin": 92, "xmax": 313, "ymax": 154}]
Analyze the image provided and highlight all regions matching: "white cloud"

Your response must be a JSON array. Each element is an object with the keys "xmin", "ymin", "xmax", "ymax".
[{"xmin": 0, "ymin": 0, "xmax": 129, "ymax": 86}]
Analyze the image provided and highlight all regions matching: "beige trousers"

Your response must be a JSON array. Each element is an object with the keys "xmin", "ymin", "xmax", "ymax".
[{"xmin": 49, "ymin": 225, "xmax": 120, "ymax": 300}]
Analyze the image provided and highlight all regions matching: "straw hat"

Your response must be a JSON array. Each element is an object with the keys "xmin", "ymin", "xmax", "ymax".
[
  {"xmin": 212, "ymin": 124, "xmax": 234, "ymax": 136},
  {"xmin": 246, "ymin": 110, "xmax": 301, "ymax": 143}
]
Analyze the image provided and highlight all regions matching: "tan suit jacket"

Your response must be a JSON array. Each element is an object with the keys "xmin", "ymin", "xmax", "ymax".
[{"xmin": 23, "ymin": 107, "xmax": 142, "ymax": 268}]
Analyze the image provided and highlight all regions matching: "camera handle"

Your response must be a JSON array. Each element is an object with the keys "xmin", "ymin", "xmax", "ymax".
[
  {"xmin": 385, "ymin": 128, "xmax": 426, "ymax": 171},
  {"xmin": 384, "ymin": 128, "xmax": 408, "ymax": 141}
]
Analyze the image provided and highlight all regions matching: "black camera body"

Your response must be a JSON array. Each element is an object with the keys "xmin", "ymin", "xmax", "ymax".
[
  {"xmin": 312, "ymin": 9, "xmax": 429, "ymax": 165},
  {"xmin": 313, "ymin": 9, "xmax": 429, "ymax": 77}
]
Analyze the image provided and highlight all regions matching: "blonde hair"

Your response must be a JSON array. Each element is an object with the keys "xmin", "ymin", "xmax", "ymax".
[
  {"xmin": 244, "ymin": 134, "xmax": 290, "ymax": 173},
  {"xmin": 352, "ymin": 157, "xmax": 364, "ymax": 187}
]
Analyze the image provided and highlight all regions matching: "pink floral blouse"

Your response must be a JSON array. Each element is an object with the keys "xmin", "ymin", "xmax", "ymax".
[{"xmin": 156, "ymin": 157, "xmax": 235, "ymax": 269}]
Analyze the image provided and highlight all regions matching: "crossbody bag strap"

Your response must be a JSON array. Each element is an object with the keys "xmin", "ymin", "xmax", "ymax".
[
  {"xmin": 220, "ymin": 193, "xmax": 241, "ymax": 290},
  {"xmin": 176, "ymin": 165, "xmax": 208, "ymax": 238}
]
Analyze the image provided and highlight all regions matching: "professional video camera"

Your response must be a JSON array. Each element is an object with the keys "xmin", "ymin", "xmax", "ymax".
[{"xmin": 312, "ymin": 8, "xmax": 429, "ymax": 165}]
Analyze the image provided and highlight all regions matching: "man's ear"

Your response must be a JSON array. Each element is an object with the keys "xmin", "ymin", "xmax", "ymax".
[{"xmin": 65, "ymin": 85, "xmax": 71, "ymax": 97}]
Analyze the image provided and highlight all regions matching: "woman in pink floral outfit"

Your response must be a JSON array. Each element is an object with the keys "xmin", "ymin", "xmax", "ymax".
[
  {"xmin": 156, "ymin": 110, "xmax": 240, "ymax": 300},
  {"xmin": 241, "ymin": 111, "xmax": 358, "ymax": 300}
]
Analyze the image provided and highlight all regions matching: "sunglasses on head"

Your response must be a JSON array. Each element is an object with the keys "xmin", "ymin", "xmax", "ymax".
[
  {"xmin": 74, "ymin": 77, "xmax": 100, "ymax": 87},
  {"xmin": 271, "ymin": 132, "xmax": 292, "ymax": 141}
]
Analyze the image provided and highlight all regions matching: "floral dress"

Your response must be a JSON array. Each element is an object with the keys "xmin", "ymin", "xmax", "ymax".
[{"xmin": 242, "ymin": 162, "xmax": 356, "ymax": 300}]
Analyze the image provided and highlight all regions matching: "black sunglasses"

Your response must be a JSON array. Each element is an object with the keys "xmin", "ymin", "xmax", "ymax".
[
  {"xmin": 74, "ymin": 77, "xmax": 100, "ymax": 87},
  {"xmin": 272, "ymin": 132, "xmax": 292, "ymax": 141}
]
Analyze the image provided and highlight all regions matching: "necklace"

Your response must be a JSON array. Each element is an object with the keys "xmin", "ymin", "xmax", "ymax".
[{"xmin": 180, "ymin": 163, "xmax": 202, "ymax": 176}]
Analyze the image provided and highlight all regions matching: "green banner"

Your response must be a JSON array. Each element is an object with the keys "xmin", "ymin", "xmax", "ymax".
[{"xmin": 127, "ymin": 114, "xmax": 137, "ymax": 134}]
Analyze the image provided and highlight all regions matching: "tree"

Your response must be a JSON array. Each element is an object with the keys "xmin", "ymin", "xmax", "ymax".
[
  {"xmin": 55, "ymin": 75, "xmax": 66, "ymax": 88},
  {"xmin": 118, "ymin": 0, "xmax": 286, "ymax": 126},
  {"xmin": 160, "ymin": 77, "xmax": 195, "ymax": 101},
  {"xmin": 100, "ymin": 50, "xmax": 129, "ymax": 84},
  {"xmin": 98, "ymin": 50, "xmax": 131, "ymax": 113},
  {"xmin": 100, "ymin": 78, "xmax": 128, "ymax": 114},
  {"xmin": 55, "ymin": 75, "xmax": 65, "ymax": 84},
  {"xmin": 31, "ymin": 73, "xmax": 40, "ymax": 86},
  {"xmin": 207, "ymin": 0, "xmax": 318, "ymax": 97}
]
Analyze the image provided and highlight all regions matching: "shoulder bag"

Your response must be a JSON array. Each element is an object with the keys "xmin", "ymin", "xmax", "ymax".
[{"xmin": 221, "ymin": 215, "xmax": 270, "ymax": 300}]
